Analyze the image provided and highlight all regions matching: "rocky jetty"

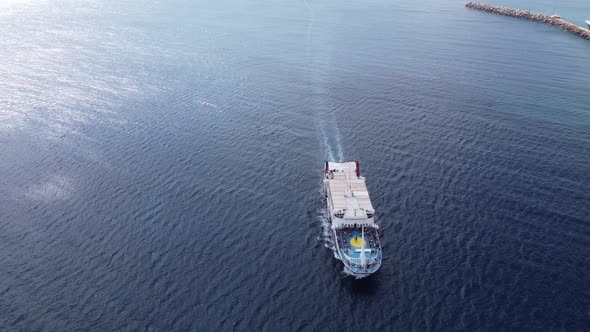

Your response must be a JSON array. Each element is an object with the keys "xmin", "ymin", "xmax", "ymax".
[{"xmin": 466, "ymin": 2, "xmax": 590, "ymax": 40}]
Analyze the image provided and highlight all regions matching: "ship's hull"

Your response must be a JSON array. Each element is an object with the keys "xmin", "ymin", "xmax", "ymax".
[
  {"xmin": 325, "ymin": 188, "xmax": 381, "ymax": 277},
  {"xmin": 332, "ymin": 228, "xmax": 381, "ymax": 278},
  {"xmin": 329, "ymin": 222, "xmax": 382, "ymax": 278},
  {"xmin": 323, "ymin": 161, "xmax": 382, "ymax": 278}
]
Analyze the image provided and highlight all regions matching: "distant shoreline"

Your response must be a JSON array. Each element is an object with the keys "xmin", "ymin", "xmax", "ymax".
[{"xmin": 465, "ymin": 2, "xmax": 590, "ymax": 40}]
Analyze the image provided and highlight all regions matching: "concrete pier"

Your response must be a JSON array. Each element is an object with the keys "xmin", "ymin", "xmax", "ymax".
[{"xmin": 466, "ymin": 2, "xmax": 590, "ymax": 40}]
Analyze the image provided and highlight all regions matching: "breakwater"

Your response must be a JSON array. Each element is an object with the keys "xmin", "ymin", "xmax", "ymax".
[{"xmin": 466, "ymin": 2, "xmax": 590, "ymax": 40}]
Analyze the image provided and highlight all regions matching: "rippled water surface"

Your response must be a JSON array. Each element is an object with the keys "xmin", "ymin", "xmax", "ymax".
[{"xmin": 1, "ymin": 0, "xmax": 590, "ymax": 330}]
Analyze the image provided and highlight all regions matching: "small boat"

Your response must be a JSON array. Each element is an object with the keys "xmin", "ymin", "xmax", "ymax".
[{"xmin": 323, "ymin": 161, "xmax": 382, "ymax": 278}]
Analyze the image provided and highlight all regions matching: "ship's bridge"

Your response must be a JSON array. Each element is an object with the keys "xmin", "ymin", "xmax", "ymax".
[{"xmin": 324, "ymin": 161, "xmax": 375, "ymax": 227}]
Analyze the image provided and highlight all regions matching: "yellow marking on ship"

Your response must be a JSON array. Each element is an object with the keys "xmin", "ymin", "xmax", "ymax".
[{"xmin": 350, "ymin": 237, "xmax": 366, "ymax": 248}]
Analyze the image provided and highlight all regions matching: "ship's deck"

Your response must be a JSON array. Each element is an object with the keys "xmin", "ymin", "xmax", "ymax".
[
  {"xmin": 325, "ymin": 162, "xmax": 374, "ymax": 213},
  {"xmin": 335, "ymin": 227, "xmax": 381, "ymax": 272}
]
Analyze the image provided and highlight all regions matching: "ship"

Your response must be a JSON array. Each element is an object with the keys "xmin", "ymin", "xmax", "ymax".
[{"xmin": 324, "ymin": 161, "xmax": 382, "ymax": 277}]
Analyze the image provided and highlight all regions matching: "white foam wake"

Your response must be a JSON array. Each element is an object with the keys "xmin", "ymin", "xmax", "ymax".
[{"xmin": 303, "ymin": 0, "xmax": 344, "ymax": 162}]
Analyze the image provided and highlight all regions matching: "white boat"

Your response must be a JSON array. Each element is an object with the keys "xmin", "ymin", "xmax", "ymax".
[
  {"xmin": 323, "ymin": 161, "xmax": 382, "ymax": 277},
  {"xmin": 586, "ymin": 20, "xmax": 590, "ymax": 29}
]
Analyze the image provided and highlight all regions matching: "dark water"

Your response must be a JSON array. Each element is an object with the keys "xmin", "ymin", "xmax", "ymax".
[{"xmin": 2, "ymin": 0, "xmax": 590, "ymax": 330}]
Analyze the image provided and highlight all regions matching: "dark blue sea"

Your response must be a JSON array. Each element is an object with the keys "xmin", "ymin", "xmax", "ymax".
[{"xmin": 1, "ymin": 0, "xmax": 590, "ymax": 330}]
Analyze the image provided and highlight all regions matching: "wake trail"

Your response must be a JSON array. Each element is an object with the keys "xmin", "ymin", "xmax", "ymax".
[
  {"xmin": 303, "ymin": 0, "xmax": 344, "ymax": 163},
  {"xmin": 304, "ymin": 1, "xmax": 345, "ymax": 264}
]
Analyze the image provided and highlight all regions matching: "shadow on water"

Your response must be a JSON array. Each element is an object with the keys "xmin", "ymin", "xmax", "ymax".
[{"xmin": 341, "ymin": 275, "xmax": 381, "ymax": 296}]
